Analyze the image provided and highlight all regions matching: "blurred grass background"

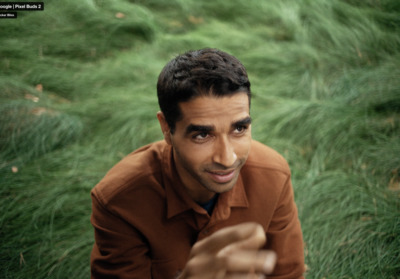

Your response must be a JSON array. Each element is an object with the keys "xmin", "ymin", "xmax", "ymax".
[{"xmin": 1, "ymin": 0, "xmax": 399, "ymax": 278}]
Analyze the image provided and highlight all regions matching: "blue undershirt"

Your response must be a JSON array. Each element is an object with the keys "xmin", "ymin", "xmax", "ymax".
[{"xmin": 197, "ymin": 194, "xmax": 219, "ymax": 215}]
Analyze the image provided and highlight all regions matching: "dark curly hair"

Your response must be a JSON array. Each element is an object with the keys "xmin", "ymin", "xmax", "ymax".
[{"xmin": 157, "ymin": 48, "xmax": 251, "ymax": 133}]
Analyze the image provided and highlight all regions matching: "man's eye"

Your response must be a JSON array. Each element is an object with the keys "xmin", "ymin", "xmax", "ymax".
[
  {"xmin": 194, "ymin": 132, "xmax": 209, "ymax": 140},
  {"xmin": 234, "ymin": 125, "xmax": 247, "ymax": 134}
]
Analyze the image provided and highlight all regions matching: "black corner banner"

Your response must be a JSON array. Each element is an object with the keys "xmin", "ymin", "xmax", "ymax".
[
  {"xmin": 0, "ymin": 2, "xmax": 43, "ymax": 19},
  {"xmin": 0, "ymin": 2, "xmax": 44, "ymax": 11}
]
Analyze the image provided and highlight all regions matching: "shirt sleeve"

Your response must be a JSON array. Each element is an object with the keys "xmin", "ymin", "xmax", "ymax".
[
  {"xmin": 90, "ymin": 189, "xmax": 152, "ymax": 279},
  {"xmin": 266, "ymin": 175, "xmax": 305, "ymax": 279}
]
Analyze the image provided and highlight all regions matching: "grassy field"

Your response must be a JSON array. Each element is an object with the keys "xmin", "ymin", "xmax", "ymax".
[{"xmin": 1, "ymin": 0, "xmax": 399, "ymax": 278}]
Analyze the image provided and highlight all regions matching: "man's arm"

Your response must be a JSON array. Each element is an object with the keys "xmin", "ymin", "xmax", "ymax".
[
  {"xmin": 266, "ymin": 176, "xmax": 305, "ymax": 278},
  {"xmin": 176, "ymin": 174, "xmax": 304, "ymax": 279},
  {"xmin": 90, "ymin": 192, "xmax": 151, "ymax": 279}
]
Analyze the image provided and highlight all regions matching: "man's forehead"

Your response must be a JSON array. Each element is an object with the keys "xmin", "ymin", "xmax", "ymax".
[
  {"xmin": 178, "ymin": 93, "xmax": 249, "ymax": 115},
  {"xmin": 175, "ymin": 94, "xmax": 250, "ymax": 132}
]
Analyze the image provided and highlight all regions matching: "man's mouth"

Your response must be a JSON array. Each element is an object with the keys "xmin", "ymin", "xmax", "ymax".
[{"xmin": 207, "ymin": 169, "xmax": 236, "ymax": 183}]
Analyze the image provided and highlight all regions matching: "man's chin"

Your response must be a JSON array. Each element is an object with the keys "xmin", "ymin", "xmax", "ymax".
[{"xmin": 204, "ymin": 178, "xmax": 238, "ymax": 194}]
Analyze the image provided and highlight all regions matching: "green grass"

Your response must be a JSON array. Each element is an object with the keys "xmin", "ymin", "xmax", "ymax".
[{"xmin": 1, "ymin": 0, "xmax": 399, "ymax": 278}]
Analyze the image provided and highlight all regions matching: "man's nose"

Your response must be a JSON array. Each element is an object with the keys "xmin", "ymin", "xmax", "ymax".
[{"xmin": 212, "ymin": 136, "xmax": 237, "ymax": 167}]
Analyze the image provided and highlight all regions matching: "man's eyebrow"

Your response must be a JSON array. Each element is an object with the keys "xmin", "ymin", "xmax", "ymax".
[
  {"xmin": 185, "ymin": 117, "xmax": 251, "ymax": 135},
  {"xmin": 232, "ymin": 116, "xmax": 252, "ymax": 127},
  {"xmin": 185, "ymin": 124, "xmax": 214, "ymax": 135}
]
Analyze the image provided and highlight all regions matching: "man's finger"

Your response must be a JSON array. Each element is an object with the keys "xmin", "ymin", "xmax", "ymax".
[
  {"xmin": 223, "ymin": 249, "xmax": 277, "ymax": 275},
  {"xmin": 217, "ymin": 224, "xmax": 266, "ymax": 256},
  {"xmin": 191, "ymin": 222, "xmax": 264, "ymax": 255}
]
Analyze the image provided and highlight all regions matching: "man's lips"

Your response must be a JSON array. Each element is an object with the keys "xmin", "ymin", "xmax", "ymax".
[{"xmin": 206, "ymin": 169, "xmax": 236, "ymax": 183}]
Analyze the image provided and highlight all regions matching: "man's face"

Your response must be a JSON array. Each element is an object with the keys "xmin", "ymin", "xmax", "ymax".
[{"xmin": 159, "ymin": 93, "xmax": 252, "ymax": 203}]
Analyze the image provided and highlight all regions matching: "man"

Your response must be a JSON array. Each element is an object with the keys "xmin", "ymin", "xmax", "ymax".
[{"xmin": 90, "ymin": 48, "xmax": 305, "ymax": 278}]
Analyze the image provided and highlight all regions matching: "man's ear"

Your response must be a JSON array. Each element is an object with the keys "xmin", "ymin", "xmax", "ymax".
[{"xmin": 157, "ymin": 111, "xmax": 172, "ymax": 145}]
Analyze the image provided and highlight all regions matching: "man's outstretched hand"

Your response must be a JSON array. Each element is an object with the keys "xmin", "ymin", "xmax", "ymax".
[{"xmin": 178, "ymin": 222, "xmax": 277, "ymax": 279}]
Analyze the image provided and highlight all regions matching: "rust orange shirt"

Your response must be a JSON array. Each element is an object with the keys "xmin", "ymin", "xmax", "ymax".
[{"xmin": 91, "ymin": 140, "xmax": 305, "ymax": 278}]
